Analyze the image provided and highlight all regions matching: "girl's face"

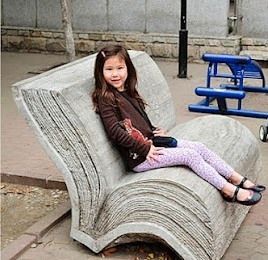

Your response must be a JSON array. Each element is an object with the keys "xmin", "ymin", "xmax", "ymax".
[{"xmin": 103, "ymin": 55, "xmax": 128, "ymax": 92}]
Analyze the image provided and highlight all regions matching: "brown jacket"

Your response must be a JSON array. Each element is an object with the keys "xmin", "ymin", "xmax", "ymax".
[{"xmin": 97, "ymin": 90, "xmax": 154, "ymax": 170}]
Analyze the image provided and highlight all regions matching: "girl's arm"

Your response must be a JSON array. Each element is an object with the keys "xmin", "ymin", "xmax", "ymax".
[{"xmin": 98, "ymin": 99, "xmax": 151, "ymax": 157}]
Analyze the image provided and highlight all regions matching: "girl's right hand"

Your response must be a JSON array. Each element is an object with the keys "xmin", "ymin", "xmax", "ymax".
[{"xmin": 146, "ymin": 144, "xmax": 164, "ymax": 163}]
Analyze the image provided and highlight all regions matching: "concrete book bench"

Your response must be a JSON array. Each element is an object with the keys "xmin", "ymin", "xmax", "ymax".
[{"xmin": 13, "ymin": 51, "xmax": 261, "ymax": 260}]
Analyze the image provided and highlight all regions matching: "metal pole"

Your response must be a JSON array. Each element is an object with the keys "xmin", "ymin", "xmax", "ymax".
[{"xmin": 178, "ymin": 0, "xmax": 188, "ymax": 78}]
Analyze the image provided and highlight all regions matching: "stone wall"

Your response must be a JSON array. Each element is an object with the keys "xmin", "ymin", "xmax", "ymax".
[
  {"xmin": 1, "ymin": 26, "xmax": 241, "ymax": 62},
  {"xmin": 240, "ymin": 38, "xmax": 268, "ymax": 61}
]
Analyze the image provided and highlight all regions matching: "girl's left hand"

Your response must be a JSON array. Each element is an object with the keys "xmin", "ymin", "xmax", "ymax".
[
  {"xmin": 153, "ymin": 127, "xmax": 167, "ymax": 137},
  {"xmin": 146, "ymin": 144, "xmax": 165, "ymax": 163}
]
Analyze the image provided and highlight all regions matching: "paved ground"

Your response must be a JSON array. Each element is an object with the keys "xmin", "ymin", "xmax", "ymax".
[
  {"xmin": 1, "ymin": 52, "xmax": 67, "ymax": 188},
  {"xmin": 1, "ymin": 52, "xmax": 268, "ymax": 259}
]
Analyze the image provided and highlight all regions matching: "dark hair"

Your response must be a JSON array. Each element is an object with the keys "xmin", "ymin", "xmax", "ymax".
[{"xmin": 92, "ymin": 45, "xmax": 146, "ymax": 112}]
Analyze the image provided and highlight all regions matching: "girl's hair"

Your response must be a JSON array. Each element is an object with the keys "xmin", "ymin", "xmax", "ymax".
[{"xmin": 92, "ymin": 45, "xmax": 146, "ymax": 112}]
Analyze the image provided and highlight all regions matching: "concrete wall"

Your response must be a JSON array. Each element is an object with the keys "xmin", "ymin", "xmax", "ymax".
[
  {"xmin": 37, "ymin": 0, "xmax": 62, "ymax": 29},
  {"xmin": 237, "ymin": 0, "xmax": 268, "ymax": 38},
  {"xmin": 2, "ymin": 0, "xmax": 268, "ymax": 60},
  {"xmin": 73, "ymin": 0, "xmax": 107, "ymax": 31},
  {"xmin": 1, "ymin": 0, "xmax": 230, "ymax": 37},
  {"xmin": 188, "ymin": 0, "xmax": 229, "ymax": 37},
  {"xmin": 2, "ymin": 0, "xmax": 37, "ymax": 27}
]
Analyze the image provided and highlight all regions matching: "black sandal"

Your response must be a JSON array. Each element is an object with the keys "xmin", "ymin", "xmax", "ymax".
[
  {"xmin": 238, "ymin": 177, "xmax": 266, "ymax": 193},
  {"xmin": 222, "ymin": 186, "xmax": 262, "ymax": 206}
]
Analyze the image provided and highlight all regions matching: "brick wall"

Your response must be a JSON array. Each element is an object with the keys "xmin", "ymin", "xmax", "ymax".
[{"xmin": 1, "ymin": 27, "xmax": 243, "ymax": 62}]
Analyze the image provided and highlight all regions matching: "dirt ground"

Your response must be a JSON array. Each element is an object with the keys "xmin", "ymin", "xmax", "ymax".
[{"xmin": 0, "ymin": 182, "xmax": 69, "ymax": 249}]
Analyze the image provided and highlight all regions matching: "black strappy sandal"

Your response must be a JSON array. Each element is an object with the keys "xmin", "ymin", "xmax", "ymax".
[
  {"xmin": 222, "ymin": 186, "xmax": 262, "ymax": 206},
  {"xmin": 238, "ymin": 177, "xmax": 266, "ymax": 193}
]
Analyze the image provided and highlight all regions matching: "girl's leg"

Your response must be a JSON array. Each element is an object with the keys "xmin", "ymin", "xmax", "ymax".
[
  {"xmin": 177, "ymin": 140, "xmax": 234, "ymax": 179},
  {"xmin": 134, "ymin": 147, "xmax": 228, "ymax": 190},
  {"xmin": 133, "ymin": 148, "xmax": 255, "ymax": 201},
  {"xmin": 177, "ymin": 140, "xmax": 257, "ymax": 187}
]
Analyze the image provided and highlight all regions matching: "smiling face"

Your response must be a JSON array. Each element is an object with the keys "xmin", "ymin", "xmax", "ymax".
[{"xmin": 103, "ymin": 55, "xmax": 128, "ymax": 92}]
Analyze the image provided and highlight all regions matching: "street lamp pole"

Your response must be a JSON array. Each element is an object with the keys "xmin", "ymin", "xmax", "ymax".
[{"xmin": 178, "ymin": 0, "xmax": 188, "ymax": 78}]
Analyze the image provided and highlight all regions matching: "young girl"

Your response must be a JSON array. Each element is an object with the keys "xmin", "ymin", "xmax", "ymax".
[{"xmin": 92, "ymin": 45, "xmax": 265, "ymax": 206}]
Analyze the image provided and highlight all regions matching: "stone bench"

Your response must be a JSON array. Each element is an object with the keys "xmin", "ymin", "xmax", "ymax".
[{"xmin": 12, "ymin": 51, "xmax": 262, "ymax": 260}]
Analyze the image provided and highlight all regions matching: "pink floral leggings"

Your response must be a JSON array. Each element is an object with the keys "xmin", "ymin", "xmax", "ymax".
[{"xmin": 133, "ymin": 140, "xmax": 234, "ymax": 190}]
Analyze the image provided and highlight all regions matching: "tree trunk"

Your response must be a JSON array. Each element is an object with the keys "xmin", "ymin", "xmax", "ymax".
[{"xmin": 60, "ymin": 0, "xmax": 75, "ymax": 62}]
